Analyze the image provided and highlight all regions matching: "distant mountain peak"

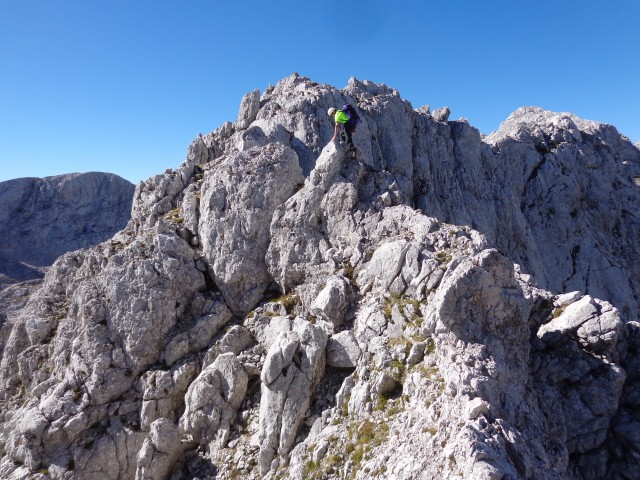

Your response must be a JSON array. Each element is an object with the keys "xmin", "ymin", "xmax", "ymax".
[{"xmin": 0, "ymin": 171, "xmax": 135, "ymax": 285}]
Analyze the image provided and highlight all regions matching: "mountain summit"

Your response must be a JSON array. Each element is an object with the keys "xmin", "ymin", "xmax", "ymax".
[{"xmin": 1, "ymin": 74, "xmax": 639, "ymax": 479}]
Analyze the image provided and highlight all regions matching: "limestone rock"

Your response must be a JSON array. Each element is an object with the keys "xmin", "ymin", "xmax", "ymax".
[
  {"xmin": 140, "ymin": 362, "xmax": 199, "ymax": 431},
  {"xmin": 258, "ymin": 319, "xmax": 327, "ymax": 475},
  {"xmin": 309, "ymin": 275, "xmax": 350, "ymax": 327},
  {"xmin": 326, "ymin": 330, "xmax": 361, "ymax": 368},
  {"xmin": 235, "ymin": 88, "xmax": 261, "ymax": 129},
  {"xmin": 179, "ymin": 353, "xmax": 248, "ymax": 446},
  {"xmin": 1, "ymin": 74, "xmax": 639, "ymax": 480},
  {"xmin": 537, "ymin": 295, "xmax": 624, "ymax": 357},
  {"xmin": 199, "ymin": 142, "xmax": 303, "ymax": 313},
  {"xmin": 406, "ymin": 341, "xmax": 426, "ymax": 365},
  {"xmin": 432, "ymin": 106, "xmax": 451, "ymax": 122},
  {"xmin": 136, "ymin": 418, "xmax": 181, "ymax": 480}
]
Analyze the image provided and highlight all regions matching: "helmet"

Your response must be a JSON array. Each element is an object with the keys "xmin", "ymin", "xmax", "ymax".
[{"xmin": 327, "ymin": 107, "xmax": 337, "ymax": 116}]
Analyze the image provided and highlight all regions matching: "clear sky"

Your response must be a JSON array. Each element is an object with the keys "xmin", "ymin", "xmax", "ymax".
[{"xmin": 1, "ymin": 0, "xmax": 639, "ymax": 184}]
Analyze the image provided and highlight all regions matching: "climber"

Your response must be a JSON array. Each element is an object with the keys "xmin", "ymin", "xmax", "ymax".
[{"xmin": 328, "ymin": 103, "xmax": 361, "ymax": 157}]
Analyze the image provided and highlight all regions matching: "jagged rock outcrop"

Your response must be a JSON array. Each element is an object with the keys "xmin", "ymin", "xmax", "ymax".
[
  {"xmin": 0, "ymin": 73, "xmax": 639, "ymax": 480},
  {"xmin": 0, "ymin": 172, "xmax": 135, "ymax": 285},
  {"xmin": 198, "ymin": 142, "xmax": 304, "ymax": 314},
  {"xmin": 180, "ymin": 352, "xmax": 248, "ymax": 446},
  {"xmin": 257, "ymin": 318, "xmax": 327, "ymax": 475}
]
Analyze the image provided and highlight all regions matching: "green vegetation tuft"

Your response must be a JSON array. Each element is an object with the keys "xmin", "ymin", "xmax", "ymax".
[
  {"xmin": 273, "ymin": 293, "xmax": 300, "ymax": 315},
  {"xmin": 345, "ymin": 419, "xmax": 390, "ymax": 478},
  {"xmin": 163, "ymin": 208, "xmax": 184, "ymax": 224},
  {"xmin": 390, "ymin": 359, "xmax": 406, "ymax": 383},
  {"xmin": 552, "ymin": 303, "xmax": 568, "ymax": 318},
  {"xmin": 303, "ymin": 459, "xmax": 320, "ymax": 477},
  {"xmin": 425, "ymin": 338, "xmax": 436, "ymax": 355},
  {"xmin": 343, "ymin": 261, "xmax": 358, "ymax": 287},
  {"xmin": 374, "ymin": 393, "xmax": 389, "ymax": 411},
  {"xmin": 435, "ymin": 251, "xmax": 452, "ymax": 264},
  {"xmin": 423, "ymin": 426, "xmax": 438, "ymax": 435}
]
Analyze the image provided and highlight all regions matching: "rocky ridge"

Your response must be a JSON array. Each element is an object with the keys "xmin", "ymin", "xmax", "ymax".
[{"xmin": 0, "ymin": 74, "xmax": 639, "ymax": 479}]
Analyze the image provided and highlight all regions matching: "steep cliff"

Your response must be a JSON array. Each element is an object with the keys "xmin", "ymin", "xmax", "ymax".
[
  {"xmin": 0, "ymin": 172, "xmax": 135, "ymax": 285},
  {"xmin": 0, "ymin": 74, "xmax": 639, "ymax": 480}
]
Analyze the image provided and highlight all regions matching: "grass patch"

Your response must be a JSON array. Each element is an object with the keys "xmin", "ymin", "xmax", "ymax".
[
  {"xmin": 303, "ymin": 451, "xmax": 345, "ymax": 479},
  {"xmin": 411, "ymin": 332, "xmax": 427, "ymax": 343},
  {"xmin": 163, "ymin": 208, "xmax": 184, "ymax": 224},
  {"xmin": 273, "ymin": 293, "xmax": 300, "ymax": 315},
  {"xmin": 346, "ymin": 419, "xmax": 390, "ymax": 478},
  {"xmin": 303, "ymin": 459, "xmax": 320, "ymax": 477},
  {"xmin": 414, "ymin": 363, "xmax": 439, "ymax": 379},
  {"xmin": 387, "ymin": 400, "xmax": 404, "ymax": 416},
  {"xmin": 374, "ymin": 393, "xmax": 389, "ymax": 411},
  {"xmin": 382, "ymin": 293, "xmax": 424, "ymax": 328},
  {"xmin": 552, "ymin": 303, "xmax": 568, "ymax": 319},
  {"xmin": 388, "ymin": 336, "xmax": 412, "ymax": 355},
  {"xmin": 110, "ymin": 240, "xmax": 125, "ymax": 251},
  {"xmin": 340, "ymin": 394, "xmax": 350, "ymax": 417},
  {"xmin": 425, "ymin": 338, "xmax": 436, "ymax": 355},
  {"xmin": 343, "ymin": 261, "xmax": 357, "ymax": 287},
  {"xmin": 382, "ymin": 302, "xmax": 393, "ymax": 320},
  {"xmin": 435, "ymin": 251, "xmax": 452, "ymax": 264},
  {"xmin": 390, "ymin": 359, "xmax": 406, "ymax": 383}
]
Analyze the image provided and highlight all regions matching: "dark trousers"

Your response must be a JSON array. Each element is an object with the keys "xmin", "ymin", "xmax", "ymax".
[{"xmin": 342, "ymin": 122, "xmax": 356, "ymax": 148}]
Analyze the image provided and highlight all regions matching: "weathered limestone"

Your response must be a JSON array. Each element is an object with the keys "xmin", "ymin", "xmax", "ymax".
[
  {"xmin": 199, "ymin": 142, "xmax": 304, "ymax": 314},
  {"xmin": 1, "ymin": 74, "xmax": 639, "ymax": 480},
  {"xmin": 258, "ymin": 319, "xmax": 327, "ymax": 475},
  {"xmin": 326, "ymin": 330, "xmax": 361, "ymax": 368},
  {"xmin": 180, "ymin": 353, "xmax": 248, "ymax": 446}
]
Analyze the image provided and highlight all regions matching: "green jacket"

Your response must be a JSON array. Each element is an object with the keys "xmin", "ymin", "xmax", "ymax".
[{"xmin": 334, "ymin": 110, "xmax": 349, "ymax": 124}]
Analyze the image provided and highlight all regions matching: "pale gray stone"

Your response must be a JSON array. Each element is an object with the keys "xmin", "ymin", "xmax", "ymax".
[
  {"xmin": 199, "ymin": 142, "xmax": 303, "ymax": 314},
  {"xmin": 179, "ymin": 353, "xmax": 248, "ymax": 446},
  {"xmin": 258, "ymin": 319, "xmax": 327, "ymax": 475},
  {"xmin": 236, "ymin": 88, "xmax": 261, "ymax": 129},
  {"xmin": 326, "ymin": 331, "xmax": 361, "ymax": 368},
  {"xmin": 1, "ymin": 74, "xmax": 639, "ymax": 480},
  {"xmin": 466, "ymin": 397, "xmax": 489, "ymax": 420},
  {"xmin": 136, "ymin": 418, "xmax": 181, "ymax": 480},
  {"xmin": 374, "ymin": 371, "xmax": 398, "ymax": 395},
  {"xmin": 406, "ymin": 341, "xmax": 426, "ymax": 365},
  {"xmin": 432, "ymin": 106, "xmax": 451, "ymax": 122},
  {"xmin": 0, "ymin": 173, "xmax": 134, "ymax": 284},
  {"xmin": 309, "ymin": 276, "xmax": 350, "ymax": 327}
]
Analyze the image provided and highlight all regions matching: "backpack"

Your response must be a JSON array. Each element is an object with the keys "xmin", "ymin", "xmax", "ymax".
[{"xmin": 342, "ymin": 103, "xmax": 361, "ymax": 125}]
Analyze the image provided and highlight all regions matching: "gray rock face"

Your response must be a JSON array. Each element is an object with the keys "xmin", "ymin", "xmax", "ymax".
[
  {"xmin": 326, "ymin": 330, "xmax": 361, "ymax": 368},
  {"xmin": 258, "ymin": 319, "xmax": 327, "ymax": 475},
  {"xmin": 0, "ymin": 172, "xmax": 135, "ymax": 285},
  {"xmin": 180, "ymin": 352, "xmax": 248, "ymax": 446},
  {"xmin": 478, "ymin": 108, "xmax": 640, "ymax": 321},
  {"xmin": 0, "ymin": 74, "xmax": 639, "ymax": 480},
  {"xmin": 199, "ymin": 142, "xmax": 303, "ymax": 314}
]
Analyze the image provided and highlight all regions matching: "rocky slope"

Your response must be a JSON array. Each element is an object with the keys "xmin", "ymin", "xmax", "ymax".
[
  {"xmin": 0, "ymin": 74, "xmax": 639, "ymax": 480},
  {"xmin": 0, "ymin": 172, "xmax": 135, "ymax": 286}
]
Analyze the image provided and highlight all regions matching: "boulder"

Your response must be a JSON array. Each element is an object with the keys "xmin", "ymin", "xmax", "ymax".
[
  {"xmin": 179, "ymin": 353, "xmax": 248, "ymax": 446},
  {"xmin": 258, "ymin": 319, "xmax": 327, "ymax": 475},
  {"xmin": 326, "ymin": 330, "xmax": 361, "ymax": 368}
]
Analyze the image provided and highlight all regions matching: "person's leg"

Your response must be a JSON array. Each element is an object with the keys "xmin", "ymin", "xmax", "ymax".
[{"xmin": 345, "ymin": 123, "xmax": 355, "ymax": 148}]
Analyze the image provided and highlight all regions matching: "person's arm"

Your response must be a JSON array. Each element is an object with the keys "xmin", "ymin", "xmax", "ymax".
[{"xmin": 331, "ymin": 118, "xmax": 339, "ymax": 142}]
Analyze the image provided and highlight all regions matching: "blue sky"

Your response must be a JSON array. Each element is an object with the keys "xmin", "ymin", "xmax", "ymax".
[{"xmin": 1, "ymin": 0, "xmax": 639, "ymax": 184}]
